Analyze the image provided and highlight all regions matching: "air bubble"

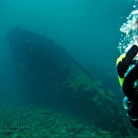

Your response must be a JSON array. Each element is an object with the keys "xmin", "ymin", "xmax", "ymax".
[{"xmin": 118, "ymin": 9, "xmax": 138, "ymax": 54}]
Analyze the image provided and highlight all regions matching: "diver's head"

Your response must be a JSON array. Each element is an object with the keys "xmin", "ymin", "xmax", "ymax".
[
  {"xmin": 123, "ymin": 97, "xmax": 138, "ymax": 129},
  {"xmin": 129, "ymin": 119, "xmax": 138, "ymax": 129},
  {"xmin": 123, "ymin": 97, "xmax": 138, "ymax": 121},
  {"xmin": 128, "ymin": 101, "xmax": 138, "ymax": 121},
  {"xmin": 128, "ymin": 102, "xmax": 138, "ymax": 129}
]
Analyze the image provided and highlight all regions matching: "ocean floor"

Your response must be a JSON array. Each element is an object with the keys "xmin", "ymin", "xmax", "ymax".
[{"xmin": 0, "ymin": 103, "xmax": 134, "ymax": 138}]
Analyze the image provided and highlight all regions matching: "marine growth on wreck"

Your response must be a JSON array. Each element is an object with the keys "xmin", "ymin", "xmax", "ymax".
[{"xmin": 6, "ymin": 27, "xmax": 138, "ymax": 136}]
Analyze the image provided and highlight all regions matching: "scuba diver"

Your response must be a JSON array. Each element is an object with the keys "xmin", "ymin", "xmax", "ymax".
[{"xmin": 116, "ymin": 44, "xmax": 138, "ymax": 128}]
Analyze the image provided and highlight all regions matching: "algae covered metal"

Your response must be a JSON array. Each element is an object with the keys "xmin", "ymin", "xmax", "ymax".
[{"xmin": 7, "ymin": 27, "xmax": 137, "ymax": 135}]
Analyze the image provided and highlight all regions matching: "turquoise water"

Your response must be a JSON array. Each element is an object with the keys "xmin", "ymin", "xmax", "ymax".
[
  {"xmin": 0, "ymin": 0, "xmax": 132, "ymax": 65},
  {"xmin": 1, "ymin": 0, "xmax": 138, "ymax": 137}
]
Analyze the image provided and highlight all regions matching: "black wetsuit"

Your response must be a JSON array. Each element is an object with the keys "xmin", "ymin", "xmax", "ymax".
[
  {"xmin": 117, "ymin": 45, "xmax": 138, "ymax": 78},
  {"xmin": 117, "ymin": 45, "xmax": 138, "ymax": 129}
]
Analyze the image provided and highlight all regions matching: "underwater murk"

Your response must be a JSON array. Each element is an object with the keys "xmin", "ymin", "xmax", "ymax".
[{"xmin": 1, "ymin": 0, "xmax": 138, "ymax": 138}]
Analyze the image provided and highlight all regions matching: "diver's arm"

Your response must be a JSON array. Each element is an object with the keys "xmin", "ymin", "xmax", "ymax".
[
  {"xmin": 117, "ymin": 45, "xmax": 138, "ymax": 78},
  {"xmin": 126, "ymin": 45, "xmax": 138, "ymax": 64}
]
